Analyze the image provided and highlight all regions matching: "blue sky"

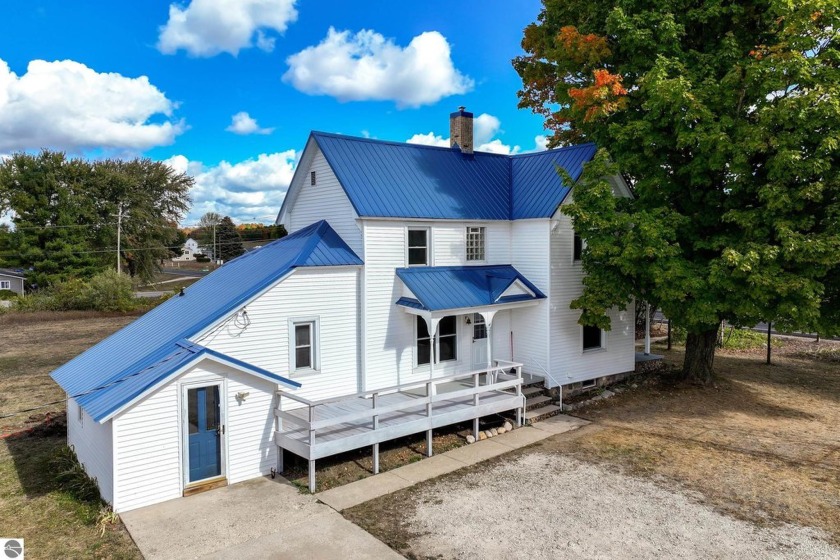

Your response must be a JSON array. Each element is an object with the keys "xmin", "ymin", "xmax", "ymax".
[{"xmin": 0, "ymin": 0, "xmax": 547, "ymax": 224}]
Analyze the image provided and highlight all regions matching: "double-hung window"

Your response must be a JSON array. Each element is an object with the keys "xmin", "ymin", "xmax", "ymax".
[
  {"xmin": 0, "ymin": 280, "xmax": 10, "ymax": 290},
  {"xmin": 408, "ymin": 229, "xmax": 429, "ymax": 266},
  {"xmin": 416, "ymin": 315, "xmax": 457, "ymax": 365},
  {"xmin": 466, "ymin": 226, "xmax": 485, "ymax": 261},
  {"xmin": 291, "ymin": 319, "xmax": 318, "ymax": 372}
]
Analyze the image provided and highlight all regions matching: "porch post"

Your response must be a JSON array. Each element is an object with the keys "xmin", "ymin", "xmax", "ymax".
[
  {"xmin": 479, "ymin": 310, "xmax": 498, "ymax": 375},
  {"xmin": 644, "ymin": 302, "xmax": 651, "ymax": 355},
  {"xmin": 308, "ymin": 460, "xmax": 316, "ymax": 493}
]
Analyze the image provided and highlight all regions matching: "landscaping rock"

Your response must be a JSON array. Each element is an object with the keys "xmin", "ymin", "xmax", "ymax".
[
  {"xmin": 479, "ymin": 431, "xmax": 487, "ymax": 440},
  {"xmin": 484, "ymin": 430, "xmax": 494, "ymax": 438},
  {"xmin": 497, "ymin": 427, "xmax": 506, "ymax": 434},
  {"xmin": 466, "ymin": 435, "xmax": 476, "ymax": 444},
  {"xmin": 491, "ymin": 428, "xmax": 499, "ymax": 436},
  {"xmin": 503, "ymin": 421, "xmax": 513, "ymax": 431}
]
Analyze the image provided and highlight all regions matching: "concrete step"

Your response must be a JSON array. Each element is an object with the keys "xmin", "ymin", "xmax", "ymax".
[
  {"xmin": 525, "ymin": 395, "xmax": 553, "ymax": 410},
  {"xmin": 524, "ymin": 404, "xmax": 563, "ymax": 424},
  {"xmin": 522, "ymin": 386, "xmax": 544, "ymax": 398}
]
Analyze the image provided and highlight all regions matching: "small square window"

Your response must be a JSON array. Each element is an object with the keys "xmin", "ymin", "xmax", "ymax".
[
  {"xmin": 573, "ymin": 234, "xmax": 583, "ymax": 261},
  {"xmin": 310, "ymin": 171, "xmax": 316, "ymax": 186},
  {"xmin": 583, "ymin": 325, "xmax": 603, "ymax": 351},
  {"xmin": 581, "ymin": 378, "xmax": 597, "ymax": 388},
  {"xmin": 408, "ymin": 229, "xmax": 428, "ymax": 266},
  {"xmin": 466, "ymin": 226, "xmax": 485, "ymax": 261}
]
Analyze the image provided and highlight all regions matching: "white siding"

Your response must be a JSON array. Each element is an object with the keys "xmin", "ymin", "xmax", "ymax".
[
  {"xmin": 112, "ymin": 383, "xmax": 181, "ymax": 512},
  {"xmin": 362, "ymin": 221, "xmax": 416, "ymax": 389},
  {"xmin": 547, "ymin": 209, "xmax": 635, "ymax": 385},
  {"xmin": 510, "ymin": 220, "xmax": 552, "ymax": 376},
  {"xmin": 286, "ymin": 147, "xmax": 363, "ymax": 257},
  {"xmin": 67, "ymin": 397, "xmax": 114, "ymax": 504},
  {"xmin": 197, "ymin": 267, "xmax": 360, "ymax": 406}
]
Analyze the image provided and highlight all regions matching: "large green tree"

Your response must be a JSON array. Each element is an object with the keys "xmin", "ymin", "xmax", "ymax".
[
  {"xmin": 515, "ymin": 0, "xmax": 840, "ymax": 383},
  {"xmin": 215, "ymin": 216, "xmax": 245, "ymax": 262},
  {"xmin": 0, "ymin": 151, "xmax": 194, "ymax": 285}
]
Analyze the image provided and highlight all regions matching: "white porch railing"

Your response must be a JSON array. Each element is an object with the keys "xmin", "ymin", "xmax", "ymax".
[{"xmin": 274, "ymin": 361, "xmax": 524, "ymax": 492}]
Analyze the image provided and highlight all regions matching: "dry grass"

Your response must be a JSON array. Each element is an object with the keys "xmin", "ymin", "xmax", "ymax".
[
  {"xmin": 546, "ymin": 338, "xmax": 840, "ymax": 543},
  {"xmin": 0, "ymin": 313, "xmax": 141, "ymax": 559},
  {"xmin": 0, "ymin": 314, "xmax": 134, "ymax": 434}
]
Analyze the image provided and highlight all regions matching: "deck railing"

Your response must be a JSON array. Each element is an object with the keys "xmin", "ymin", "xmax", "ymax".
[{"xmin": 274, "ymin": 361, "xmax": 524, "ymax": 491}]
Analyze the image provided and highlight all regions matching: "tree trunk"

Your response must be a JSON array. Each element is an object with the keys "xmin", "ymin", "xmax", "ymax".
[{"xmin": 681, "ymin": 325, "xmax": 719, "ymax": 385}]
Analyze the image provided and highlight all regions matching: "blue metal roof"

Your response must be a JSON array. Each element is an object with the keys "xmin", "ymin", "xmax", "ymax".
[
  {"xmin": 51, "ymin": 220, "xmax": 361, "ymax": 422},
  {"xmin": 310, "ymin": 132, "xmax": 596, "ymax": 220},
  {"xmin": 510, "ymin": 143, "xmax": 597, "ymax": 219},
  {"xmin": 395, "ymin": 265, "xmax": 546, "ymax": 312}
]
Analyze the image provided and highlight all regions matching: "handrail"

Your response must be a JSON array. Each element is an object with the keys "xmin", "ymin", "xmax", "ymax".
[
  {"xmin": 530, "ymin": 358, "xmax": 563, "ymax": 412},
  {"xmin": 275, "ymin": 361, "xmax": 525, "ymax": 435},
  {"xmin": 276, "ymin": 362, "xmax": 524, "ymax": 407}
]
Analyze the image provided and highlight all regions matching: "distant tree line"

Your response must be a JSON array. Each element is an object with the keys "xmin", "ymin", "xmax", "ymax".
[{"xmin": 0, "ymin": 150, "xmax": 193, "ymax": 287}]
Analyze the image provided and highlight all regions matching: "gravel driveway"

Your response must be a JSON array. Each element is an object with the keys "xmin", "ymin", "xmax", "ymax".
[{"xmin": 405, "ymin": 452, "xmax": 840, "ymax": 559}]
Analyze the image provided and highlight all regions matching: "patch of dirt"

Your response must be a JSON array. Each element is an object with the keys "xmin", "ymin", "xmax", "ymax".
[{"xmin": 347, "ymin": 342, "xmax": 840, "ymax": 557}]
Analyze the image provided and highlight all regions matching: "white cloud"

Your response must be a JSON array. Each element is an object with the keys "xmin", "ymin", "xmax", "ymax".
[
  {"xmin": 406, "ymin": 132, "xmax": 448, "ymax": 147},
  {"xmin": 283, "ymin": 27, "xmax": 473, "ymax": 108},
  {"xmin": 533, "ymin": 135, "xmax": 549, "ymax": 152},
  {"xmin": 0, "ymin": 58, "xmax": 183, "ymax": 153},
  {"xmin": 226, "ymin": 111, "xmax": 274, "ymax": 135},
  {"xmin": 164, "ymin": 150, "xmax": 298, "ymax": 224},
  {"xmin": 406, "ymin": 113, "xmax": 525, "ymax": 154},
  {"xmin": 158, "ymin": 0, "xmax": 298, "ymax": 57}
]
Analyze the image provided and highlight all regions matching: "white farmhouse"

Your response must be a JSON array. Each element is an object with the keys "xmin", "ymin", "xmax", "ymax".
[
  {"xmin": 172, "ymin": 237, "xmax": 200, "ymax": 261},
  {"xmin": 50, "ymin": 109, "xmax": 640, "ymax": 512}
]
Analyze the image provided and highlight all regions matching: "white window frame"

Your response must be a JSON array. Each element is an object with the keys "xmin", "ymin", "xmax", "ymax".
[
  {"xmin": 581, "ymin": 324, "xmax": 605, "ymax": 353},
  {"xmin": 415, "ymin": 315, "xmax": 458, "ymax": 367},
  {"xmin": 289, "ymin": 317, "xmax": 320, "ymax": 374},
  {"xmin": 0, "ymin": 280, "xmax": 10, "ymax": 290},
  {"xmin": 406, "ymin": 227, "xmax": 431, "ymax": 267},
  {"xmin": 466, "ymin": 226, "xmax": 486, "ymax": 262}
]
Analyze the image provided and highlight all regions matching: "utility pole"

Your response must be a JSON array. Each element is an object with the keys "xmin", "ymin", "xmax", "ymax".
[
  {"xmin": 115, "ymin": 204, "xmax": 123, "ymax": 275},
  {"xmin": 213, "ymin": 222, "xmax": 217, "ymax": 265}
]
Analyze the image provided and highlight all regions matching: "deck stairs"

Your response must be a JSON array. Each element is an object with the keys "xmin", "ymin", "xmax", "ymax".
[{"xmin": 521, "ymin": 383, "xmax": 562, "ymax": 424}]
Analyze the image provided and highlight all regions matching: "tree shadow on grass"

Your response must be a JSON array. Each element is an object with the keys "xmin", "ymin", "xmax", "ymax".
[{"xmin": 1, "ymin": 413, "xmax": 66, "ymax": 498}]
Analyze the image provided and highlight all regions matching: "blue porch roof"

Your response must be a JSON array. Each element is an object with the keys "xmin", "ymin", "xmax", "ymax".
[
  {"xmin": 306, "ymin": 132, "xmax": 596, "ymax": 220},
  {"xmin": 51, "ymin": 220, "xmax": 361, "ymax": 422},
  {"xmin": 395, "ymin": 265, "xmax": 546, "ymax": 312}
]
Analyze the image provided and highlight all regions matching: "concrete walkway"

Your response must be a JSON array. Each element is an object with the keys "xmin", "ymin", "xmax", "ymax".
[
  {"xmin": 316, "ymin": 414, "xmax": 589, "ymax": 511},
  {"xmin": 121, "ymin": 476, "xmax": 402, "ymax": 560}
]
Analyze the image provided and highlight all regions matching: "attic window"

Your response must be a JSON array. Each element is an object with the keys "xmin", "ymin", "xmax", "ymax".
[
  {"xmin": 573, "ymin": 234, "xmax": 583, "ymax": 261},
  {"xmin": 466, "ymin": 226, "xmax": 485, "ymax": 261},
  {"xmin": 310, "ymin": 171, "xmax": 317, "ymax": 186}
]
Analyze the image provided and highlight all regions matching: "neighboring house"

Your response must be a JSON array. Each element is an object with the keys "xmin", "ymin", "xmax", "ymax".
[
  {"xmin": 50, "ymin": 109, "xmax": 636, "ymax": 513},
  {"xmin": 172, "ymin": 238, "xmax": 200, "ymax": 261},
  {"xmin": 0, "ymin": 268, "xmax": 25, "ymax": 296}
]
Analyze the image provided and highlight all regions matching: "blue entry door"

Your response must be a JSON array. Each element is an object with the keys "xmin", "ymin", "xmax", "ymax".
[{"xmin": 187, "ymin": 385, "xmax": 222, "ymax": 483}]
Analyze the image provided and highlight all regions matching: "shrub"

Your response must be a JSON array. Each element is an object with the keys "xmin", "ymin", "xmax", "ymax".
[
  {"xmin": 195, "ymin": 254, "xmax": 210, "ymax": 263},
  {"xmin": 14, "ymin": 270, "xmax": 137, "ymax": 312},
  {"xmin": 0, "ymin": 289, "xmax": 18, "ymax": 299},
  {"xmin": 51, "ymin": 446, "xmax": 102, "ymax": 504}
]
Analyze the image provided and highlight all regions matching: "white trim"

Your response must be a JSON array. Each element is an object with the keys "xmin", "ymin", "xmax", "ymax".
[
  {"xmin": 399, "ymin": 298, "xmax": 542, "ymax": 320},
  {"xmin": 496, "ymin": 280, "xmax": 536, "ymax": 301},
  {"xmin": 276, "ymin": 137, "xmax": 320, "ymax": 225},
  {"xmin": 581, "ymin": 324, "xmax": 606, "ymax": 353},
  {"xmin": 180, "ymin": 379, "xmax": 227, "ymax": 489},
  {"xmin": 413, "ymin": 314, "xmax": 459, "ymax": 368},
  {"xmin": 98, "ymin": 352, "xmax": 296, "ymax": 423},
  {"xmin": 406, "ymin": 226, "xmax": 431, "ymax": 266},
  {"xmin": 289, "ymin": 317, "xmax": 321, "ymax": 374}
]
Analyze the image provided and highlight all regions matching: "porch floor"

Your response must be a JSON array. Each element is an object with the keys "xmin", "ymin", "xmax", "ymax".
[
  {"xmin": 276, "ymin": 383, "xmax": 522, "ymax": 460},
  {"xmin": 274, "ymin": 364, "xmax": 527, "ymax": 491},
  {"xmin": 635, "ymin": 351, "xmax": 665, "ymax": 363}
]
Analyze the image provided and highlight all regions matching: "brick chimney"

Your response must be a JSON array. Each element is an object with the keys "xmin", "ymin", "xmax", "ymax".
[{"xmin": 449, "ymin": 106, "xmax": 473, "ymax": 155}]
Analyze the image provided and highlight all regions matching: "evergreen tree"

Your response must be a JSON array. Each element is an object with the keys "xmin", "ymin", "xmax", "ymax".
[{"xmin": 216, "ymin": 216, "xmax": 245, "ymax": 262}]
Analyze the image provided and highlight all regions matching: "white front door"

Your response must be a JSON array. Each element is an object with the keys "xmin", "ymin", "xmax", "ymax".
[{"xmin": 471, "ymin": 313, "xmax": 489, "ymax": 368}]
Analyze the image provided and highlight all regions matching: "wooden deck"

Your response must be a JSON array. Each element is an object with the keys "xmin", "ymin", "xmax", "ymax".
[{"xmin": 274, "ymin": 362, "xmax": 525, "ymax": 491}]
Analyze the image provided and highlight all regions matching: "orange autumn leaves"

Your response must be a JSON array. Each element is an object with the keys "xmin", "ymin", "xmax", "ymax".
[{"xmin": 558, "ymin": 26, "xmax": 628, "ymax": 122}]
